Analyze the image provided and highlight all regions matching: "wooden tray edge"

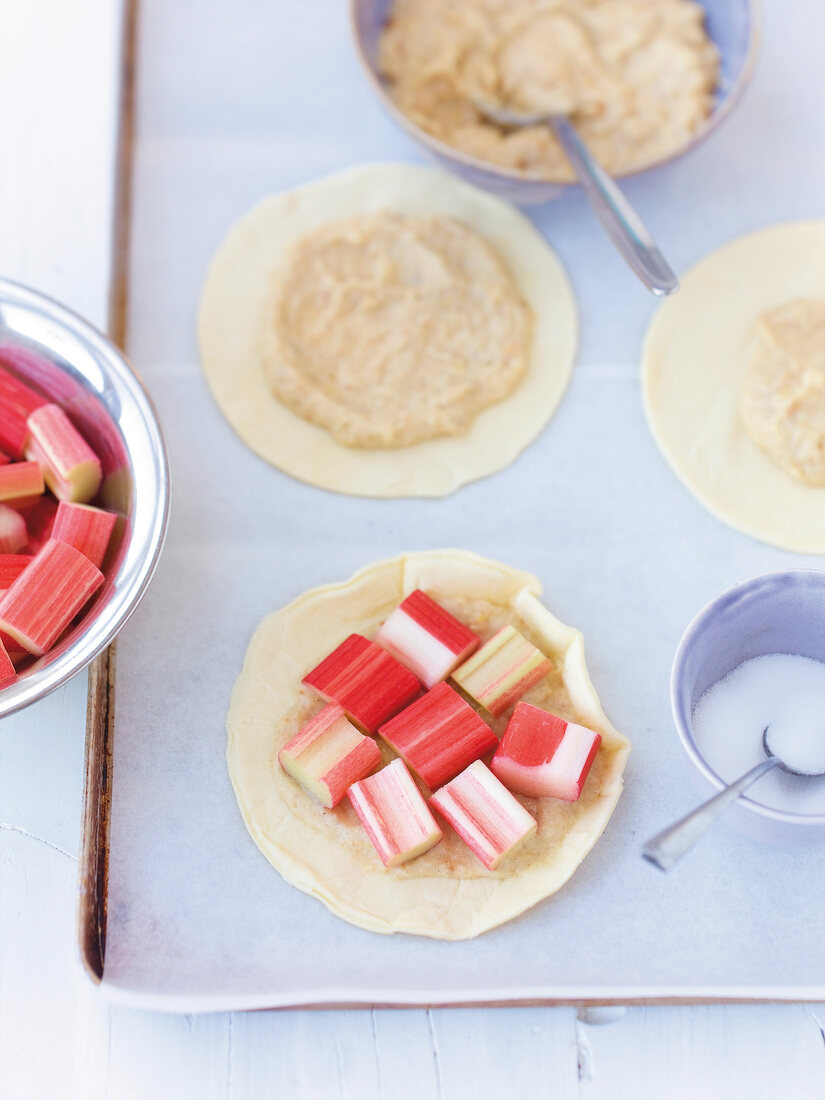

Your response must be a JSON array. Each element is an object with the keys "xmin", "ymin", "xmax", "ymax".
[{"xmin": 76, "ymin": 0, "xmax": 138, "ymax": 985}]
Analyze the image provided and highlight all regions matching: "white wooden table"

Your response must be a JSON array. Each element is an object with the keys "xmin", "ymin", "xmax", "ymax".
[{"xmin": 0, "ymin": 2, "xmax": 823, "ymax": 1096}]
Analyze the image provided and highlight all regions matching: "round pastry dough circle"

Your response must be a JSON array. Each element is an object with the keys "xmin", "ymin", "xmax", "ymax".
[
  {"xmin": 198, "ymin": 164, "xmax": 577, "ymax": 498},
  {"xmin": 226, "ymin": 550, "xmax": 630, "ymax": 940},
  {"xmin": 642, "ymin": 221, "xmax": 825, "ymax": 554}
]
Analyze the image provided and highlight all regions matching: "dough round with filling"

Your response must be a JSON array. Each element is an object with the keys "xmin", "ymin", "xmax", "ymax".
[
  {"xmin": 642, "ymin": 222, "xmax": 825, "ymax": 554},
  {"xmin": 198, "ymin": 164, "xmax": 577, "ymax": 497},
  {"xmin": 226, "ymin": 550, "xmax": 630, "ymax": 940}
]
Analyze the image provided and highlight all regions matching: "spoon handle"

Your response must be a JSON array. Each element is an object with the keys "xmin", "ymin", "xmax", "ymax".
[
  {"xmin": 642, "ymin": 758, "xmax": 780, "ymax": 871},
  {"xmin": 550, "ymin": 115, "xmax": 680, "ymax": 296}
]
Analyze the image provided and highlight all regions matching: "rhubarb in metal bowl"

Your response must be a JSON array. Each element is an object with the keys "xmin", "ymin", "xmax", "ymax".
[{"xmin": 0, "ymin": 278, "xmax": 169, "ymax": 718}]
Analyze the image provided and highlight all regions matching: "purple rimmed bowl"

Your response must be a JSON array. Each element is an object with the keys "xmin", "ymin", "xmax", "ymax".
[
  {"xmin": 351, "ymin": 0, "xmax": 760, "ymax": 204},
  {"xmin": 671, "ymin": 571, "xmax": 825, "ymax": 847}
]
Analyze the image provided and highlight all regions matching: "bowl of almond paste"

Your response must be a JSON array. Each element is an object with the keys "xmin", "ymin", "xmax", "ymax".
[{"xmin": 352, "ymin": 0, "xmax": 759, "ymax": 203}]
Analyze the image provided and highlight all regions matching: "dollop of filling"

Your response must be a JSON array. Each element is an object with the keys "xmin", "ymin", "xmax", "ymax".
[
  {"xmin": 262, "ymin": 212, "xmax": 533, "ymax": 448},
  {"xmin": 378, "ymin": 0, "xmax": 719, "ymax": 181},
  {"xmin": 739, "ymin": 298, "xmax": 825, "ymax": 487}
]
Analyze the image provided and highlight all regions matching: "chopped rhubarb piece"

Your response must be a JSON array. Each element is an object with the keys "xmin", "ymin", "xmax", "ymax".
[
  {"xmin": 376, "ymin": 589, "xmax": 480, "ymax": 689},
  {"xmin": 278, "ymin": 703, "xmax": 382, "ymax": 808},
  {"xmin": 378, "ymin": 681, "xmax": 498, "ymax": 791},
  {"xmin": 25, "ymin": 404, "xmax": 102, "ymax": 503},
  {"xmin": 0, "ymin": 365, "xmax": 47, "ymax": 458},
  {"xmin": 0, "ymin": 505, "xmax": 27, "ymax": 554},
  {"xmin": 491, "ymin": 702, "xmax": 602, "ymax": 802},
  {"xmin": 0, "ymin": 637, "xmax": 15, "ymax": 688},
  {"xmin": 430, "ymin": 760, "xmax": 537, "ymax": 870},
  {"xmin": 0, "ymin": 630, "xmax": 26, "ymax": 664},
  {"xmin": 21, "ymin": 495, "xmax": 57, "ymax": 553},
  {"xmin": 0, "ymin": 538, "xmax": 104, "ymax": 655},
  {"xmin": 0, "ymin": 460, "xmax": 45, "ymax": 506},
  {"xmin": 51, "ymin": 501, "xmax": 117, "ymax": 568},
  {"xmin": 0, "ymin": 554, "xmax": 33, "ymax": 589},
  {"xmin": 452, "ymin": 625, "xmax": 551, "ymax": 717},
  {"xmin": 0, "ymin": 450, "xmax": 10, "ymax": 467},
  {"xmin": 347, "ymin": 758, "xmax": 442, "ymax": 868},
  {"xmin": 302, "ymin": 633, "xmax": 420, "ymax": 734}
]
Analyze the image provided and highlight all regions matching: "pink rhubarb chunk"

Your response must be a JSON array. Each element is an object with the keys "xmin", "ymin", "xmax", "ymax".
[
  {"xmin": 302, "ymin": 633, "xmax": 420, "ymax": 734},
  {"xmin": 430, "ymin": 760, "xmax": 537, "ymax": 870},
  {"xmin": 0, "ymin": 460, "xmax": 44, "ymax": 506},
  {"xmin": 376, "ymin": 589, "xmax": 480, "ymax": 689},
  {"xmin": 378, "ymin": 681, "xmax": 498, "ymax": 791},
  {"xmin": 347, "ymin": 758, "xmax": 442, "ymax": 868},
  {"xmin": 491, "ymin": 702, "xmax": 602, "ymax": 802},
  {"xmin": 25, "ymin": 404, "xmax": 102, "ymax": 503},
  {"xmin": 451, "ymin": 625, "xmax": 551, "ymax": 717},
  {"xmin": 0, "ymin": 554, "xmax": 33, "ymax": 590},
  {"xmin": 51, "ymin": 501, "xmax": 117, "ymax": 568},
  {"xmin": 0, "ymin": 365, "xmax": 47, "ymax": 458},
  {"xmin": 278, "ymin": 702, "xmax": 382, "ymax": 808},
  {"xmin": 0, "ymin": 636, "xmax": 15, "ymax": 688},
  {"xmin": 21, "ymin": 495, "xmax": 57, "ymax": 553},
  {"xmin": 0, "ymin": 504, "xmax": 27, "ymax": 554},
  {"xmin": 0, "ymin": 538, "xmax": 104, "ymax": 655}
]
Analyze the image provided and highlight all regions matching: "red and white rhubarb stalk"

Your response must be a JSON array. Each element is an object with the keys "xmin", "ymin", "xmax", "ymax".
[
  {"xmin": 430, "ymin": 760, "xmax": 537, "ymax": 870},
  {"xmin": 278, "ymin": 703, "xmax": 382, "ymax": 808},
  {"xmin": 0, "ymin": 365, "xmax": 47, "ymax": 458},
  {"xmin": 302, "ymin": 633, "xmax": 420, "ymax": 735},
  {"xmin": 347, "ymin": 758, "xmax": 442, "ymax": 868},
  {"xmin": 51, "ymin": 501, "xmax": 117, "ymax": 568},
  {"xmin": 0, "ymin": 538, "xmax": 104, "ymax": 655},
  {"xmin": 20, "ymin": 495, "xmax": 57, "ymax": 553},
  {"xmin": 0, "ymin": 639, "xmax": 15, "ymax": 688},
  {"xmin": 378, "ymin": 681, "xmax": 498, "ymax": 791},
  {"xmin": 0, "ymin": 554, "xmax": 33, "ymax": 590},
  {"xmin": 451, "ymin": 625, "xmax": 551, "ymax": 717},
  {"xmin": 0, "ymin": 505, "xmax": 27, "ymax": 554},
  {"xmin": 491, "ymin": 702, "xmax": 602, "ymax": 802},
  {"xmin": 376, "ymin": 589, "xmax": 480, "ymax": 689},
  {"xmin": 25, "ymin": 404, "xmax": 102, "ymax": 503},
  {"xmin": 0, "ymin": 460, "xmax": 45, "ymax": 509}
]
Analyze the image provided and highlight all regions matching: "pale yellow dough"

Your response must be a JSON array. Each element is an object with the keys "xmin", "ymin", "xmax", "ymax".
[
  {"xmin": 226, "ymin": 550, "xmax": 630, "ymax": 940},
  {"xmin": 642, "ymin": 222, "xmax": 825, "ymax": 555},
  {"xmin": 197, "ymin": 164, "xmax": 577, "ymax": 497}
]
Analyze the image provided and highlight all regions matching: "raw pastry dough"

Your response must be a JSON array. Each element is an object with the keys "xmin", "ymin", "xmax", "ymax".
[
  {"xmin": 226, "ymin": 550, "xmax": 630, "ymax": 940},
  {"xmin": 642, "ymin": 222, "xmax": 825, "ymax": 554},
  {"xmin": 198, "ymin": 164, "xmax": 577, "ymax": 497}
]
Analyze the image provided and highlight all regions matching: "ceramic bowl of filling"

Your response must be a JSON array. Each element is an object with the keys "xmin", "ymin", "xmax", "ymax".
[
  {"xmin": 671, "ymin": 571, "xmax": 825, "ymax": 847},
  {"xmin": 0, "ymin": 278, "xmax": 169, "ymax": 718},
  {"xmin": 351, "ymin": 0, "xmax": 760, "ymax": 204}
]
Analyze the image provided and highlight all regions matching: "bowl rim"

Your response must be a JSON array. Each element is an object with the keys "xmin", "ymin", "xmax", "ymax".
[
  {"xmin": 350, "ymin": 0, "xmax": 763, "ymax": 191},
  {"xmin": 670, "ymin": 569, "xmax": 825, "ymax": 828},
  {"xmin": 0, "ymin": 276, "xmax": 170, "ymax": 718}
]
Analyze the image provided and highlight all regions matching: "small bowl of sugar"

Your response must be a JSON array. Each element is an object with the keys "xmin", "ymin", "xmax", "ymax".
[{"xmin": 671, "ymin": 570, "xmax": 825, "ymax": 847}]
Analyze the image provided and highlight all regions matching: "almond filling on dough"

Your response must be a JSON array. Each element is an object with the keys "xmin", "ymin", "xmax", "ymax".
[
  {"xmin": 261, "ymin": 211, "xmax": 533, "ymax": 448},
  {"xmin": 739, "ymin": 299, "xmax": 825, "ymax": 487},
  {"xmin": 379, "ymin": 0, "xmax": 719, "ymax": 181}
]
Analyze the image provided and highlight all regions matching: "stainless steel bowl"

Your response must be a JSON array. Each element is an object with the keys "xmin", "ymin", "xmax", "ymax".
[
  {"xmin": 0, "ymin": 279, "xmax": 169, "ymax": 718},
  {"xmin": 351, "ymin": 0, "xmax": 761, "ymax": 205}
]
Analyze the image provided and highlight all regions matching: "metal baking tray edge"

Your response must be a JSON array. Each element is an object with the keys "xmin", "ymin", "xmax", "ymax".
[{"xmin": 74, "ymin": 0, "xmax": 822, "ymax": 1008}]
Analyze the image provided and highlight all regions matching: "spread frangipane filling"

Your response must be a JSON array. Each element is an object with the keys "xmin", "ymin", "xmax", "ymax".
[
  {"xmin": 261, "ymin": 211, "xmax": 534, "ymax": 448},
  {"xmin": 739, "ymin": 298, "xmax": 825, "ymax": 487}
]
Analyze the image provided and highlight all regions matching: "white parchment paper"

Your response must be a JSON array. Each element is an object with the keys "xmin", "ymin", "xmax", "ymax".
[{"xmin": 100, "ymin": 0, "xmax": 825, "ymax": 1008}]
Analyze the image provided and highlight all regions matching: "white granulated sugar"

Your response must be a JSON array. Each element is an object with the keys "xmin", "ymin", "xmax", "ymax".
[{"xmin": 692, "ymin": 653, "xmax": 825, "ymax": 815}]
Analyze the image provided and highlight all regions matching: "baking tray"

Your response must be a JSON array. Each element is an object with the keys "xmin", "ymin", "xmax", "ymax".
[{"xmin": 78, "ymin": 0, "xmax": 825, "ymax": 1010}]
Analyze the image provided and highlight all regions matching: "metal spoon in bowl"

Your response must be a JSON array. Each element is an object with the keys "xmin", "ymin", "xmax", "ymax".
[
  {"xmin": 642, "ymin": 723, "xmax": 825, "ymax": 871},
  {"xmin": 475, "ymin": 101, "xmax": 679, "ymax": 297}
]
